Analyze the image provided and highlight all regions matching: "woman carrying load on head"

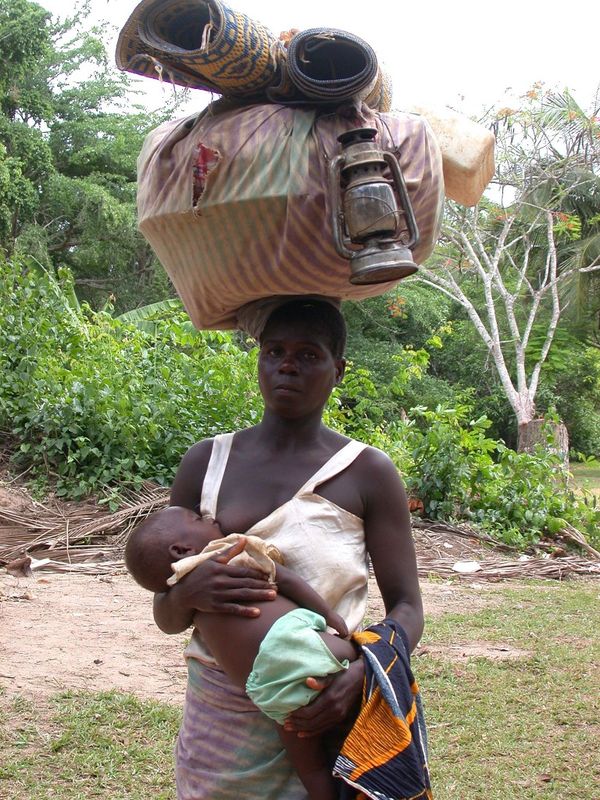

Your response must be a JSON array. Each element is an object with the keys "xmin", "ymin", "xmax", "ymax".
[{"xmin": 153, "ymin": 298, "xmax": 424, "ymax": 799}]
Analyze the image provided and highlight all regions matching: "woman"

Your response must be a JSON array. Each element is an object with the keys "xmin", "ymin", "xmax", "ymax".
[{"xmin": 154, "ymin": 299, "xmax": 424, "ymax": 799}]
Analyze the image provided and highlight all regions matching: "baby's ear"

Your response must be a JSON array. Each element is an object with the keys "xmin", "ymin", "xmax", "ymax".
[{"xmin": 168, "ymin": 542, "xmax": 196, "ymax": 560}]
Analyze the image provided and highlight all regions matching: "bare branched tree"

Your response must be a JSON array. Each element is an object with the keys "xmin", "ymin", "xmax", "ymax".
[{"xmin": 413, "ymin": 88, "xmax": 600, "ymax": 451}]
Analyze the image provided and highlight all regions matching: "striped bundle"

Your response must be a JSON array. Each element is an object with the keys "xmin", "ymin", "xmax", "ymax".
[{"xmin": 137, "ymin": 101, "xmax": 444, "ymax": 330}]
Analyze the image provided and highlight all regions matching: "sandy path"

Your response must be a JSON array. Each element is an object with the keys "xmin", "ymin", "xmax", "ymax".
[
  {"xmin": 0, "ymin": 573, "xmax": 188, "ymax": 701},
  {"xmin": 0, "ymin": 571, "xmax": 506, "ymax": 703}
]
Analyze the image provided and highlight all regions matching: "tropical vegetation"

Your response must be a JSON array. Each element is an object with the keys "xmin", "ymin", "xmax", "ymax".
[{"xmin": 1, "ymin": 1, "xmax": 599, "ymax": 551}]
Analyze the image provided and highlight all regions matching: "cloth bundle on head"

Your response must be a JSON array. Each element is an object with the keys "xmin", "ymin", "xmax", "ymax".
[
  {"xmin": 136, "ymin": 101, "xmax": 444, "ymax": 330},
  {"xmin": 116, "ymin": 0, "xmax": 279, "ymax": 96}
]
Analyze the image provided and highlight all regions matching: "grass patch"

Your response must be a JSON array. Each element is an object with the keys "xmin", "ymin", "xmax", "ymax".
[
  {"xmin": 0, "ymin": 691, "xmax": 180, "ymax": 799},
  {"xmin": 419, "ymin": 581, "xmax": 600, "ymax": 798},
  {"xmin": 0, "ymin": 582, "xmax": 598, "ymax": 799},
  {"xmin": 571, "ymin": 462, "xmax": 600, "ymax": 495}
]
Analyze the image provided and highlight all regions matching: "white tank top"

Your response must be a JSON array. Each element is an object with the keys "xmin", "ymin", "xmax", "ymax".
[{"xmin": 185, "ymin": 433, "xmax": 369, "ymax": 666}]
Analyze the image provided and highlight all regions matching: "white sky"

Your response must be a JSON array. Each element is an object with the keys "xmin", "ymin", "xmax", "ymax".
[{"xmin": 41, "ymin": 0, "xmax": 599, "ymax": 116}]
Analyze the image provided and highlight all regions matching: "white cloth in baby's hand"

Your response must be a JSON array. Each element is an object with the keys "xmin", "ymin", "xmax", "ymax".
[{"xmin": 168, "ymin": 533, "xmax": 282, "ymax": 586}]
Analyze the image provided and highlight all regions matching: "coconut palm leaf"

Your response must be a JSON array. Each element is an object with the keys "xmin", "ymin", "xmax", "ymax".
[{"xmin": 539, "ymin": 90, "xmax": 600, "ymax": 167}]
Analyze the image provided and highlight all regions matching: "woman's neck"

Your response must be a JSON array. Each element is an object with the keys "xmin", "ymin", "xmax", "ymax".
[{"xmin": 254, "ymin": 409, "xmax": 329, "ymax": 452}]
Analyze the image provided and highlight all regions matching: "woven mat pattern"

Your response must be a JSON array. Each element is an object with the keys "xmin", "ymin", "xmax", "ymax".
[
  {"xmin": 117, "ymin": 0, "xmax": 278, "ymax": 95},
  {"xmin": 116, "ymin": 1, "xmax": 391, "ymax": 109}
]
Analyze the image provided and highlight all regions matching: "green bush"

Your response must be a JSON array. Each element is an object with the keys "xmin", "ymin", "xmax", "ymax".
[
  {"xmin": 401, "ymin": 404, "xmax": 498, "ymax": 521},
  {"xmin": 0, "ymin": 260, "xmax": 261, "ymax": 498},
  {"xmin": 401, "ymin": 404, "xmax": 599, "ymax": 547},
  {"xmin": 562, "ymin": 397, "xmax": 600, "ymax": 459},
  {"xmin": 1, "ymin": 259, "xmax": 597, "ymax": 549}
]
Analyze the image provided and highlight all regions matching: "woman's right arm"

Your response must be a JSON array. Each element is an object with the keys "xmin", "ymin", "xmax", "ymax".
[
  {"xmin": 153, "ymin": 440, "xmax": 211, "ymax": 634},
  {"xmin": 154, "ymin": 537, "xmax": 275, "ymax": 633},
  {"xmin": 153, "ymin": 440, "xmax": 276, "ymax": 633}
]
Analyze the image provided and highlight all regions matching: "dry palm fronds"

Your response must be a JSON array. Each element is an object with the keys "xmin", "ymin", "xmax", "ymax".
[
  {"xmin": 31, "ymin": 558, "xmax": 125, "ymax": 576},
  {"xmin": 29, "ymin": 545, "xmax": 124, "ymax": 564},
  {"xmin": 14, "ymin": 551, "xmax": 597, "ymax": 581},
  {"xmin": 0, "ymin": 483, "xmax": 168, "ymax": 563},
  {"xmin": 555, "ymin": 522, "xmax": 600, "ymax": 560},
  {"xmin": 415, "ymin": 554, "xmax": 600, "ymax": 580},
  {"xmin": 59, "ymin": 485, "xmax": 169, "ymax": 547},
  {"xmin": 412, "ymin": 518, "xmax": 517, "ymax": 551},
  {"xmin": 2, "ymin": 484, "xmax": 600, "ymax": 581}
]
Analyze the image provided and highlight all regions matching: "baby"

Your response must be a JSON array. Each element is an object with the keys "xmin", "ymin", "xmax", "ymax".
[{"xmin": 125, "ymin": 505, "xmax": 358, "ymax": 800}]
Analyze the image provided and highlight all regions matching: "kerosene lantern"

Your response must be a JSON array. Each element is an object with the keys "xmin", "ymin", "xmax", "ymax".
[{"xmin": 328, "ymin": 127, "xmax": 420, "ymax": 284}]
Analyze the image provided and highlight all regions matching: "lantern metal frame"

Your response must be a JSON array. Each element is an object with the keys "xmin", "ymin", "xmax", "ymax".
[{"xmin": 328, "ymin": 127, "xmax": 420, "ymax": 285}]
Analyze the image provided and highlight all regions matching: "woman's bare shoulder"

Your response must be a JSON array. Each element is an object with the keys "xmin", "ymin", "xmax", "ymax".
[
  {"xmin": 180, "ymin": 437, "xmax": 215, "ymax": 468},
  {"xmin": 353, "ymin": 444, "xmax": 407, "ymax": 499},
  {"xmin": 169, "ymin": 437, "xmax": 216, "ymax": 509},
  {"xmin": 355, "ymin": 444, "xmax": 400, "ymax": 473}
]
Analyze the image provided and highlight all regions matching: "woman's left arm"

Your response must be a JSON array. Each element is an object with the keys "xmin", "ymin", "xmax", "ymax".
[
  {"xmin": 284, "ymin": 448, "xmax": 423, "ymax": 737},
  {"xmin": 362, "ymin": 448, "xmax": 424, "ymax": 651}
]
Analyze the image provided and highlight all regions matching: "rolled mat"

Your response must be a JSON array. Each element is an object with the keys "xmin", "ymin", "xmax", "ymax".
[
  {"xmin": 363, "ymin": 66, "xmax": 393, "ymax": 113},
  {"xmin": 284, "ymin": 28, "xmax": 379, "ymax": 103},
  {"xmin": 115, "ymin": 0, "xmax": 278, "ymax": 95}
]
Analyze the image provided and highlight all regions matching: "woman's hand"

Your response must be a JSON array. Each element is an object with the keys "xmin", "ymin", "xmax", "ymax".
[
  {"xmin": 167, "ymin": 538, "xmax": 277, "ymax": 620},
  {"xmin": 154, "ymin": 538, "xmax": 277, "ymax": 634},
  {"xmin": 283, "ymin": 657, "xmax": 364, "ymax": 737}
]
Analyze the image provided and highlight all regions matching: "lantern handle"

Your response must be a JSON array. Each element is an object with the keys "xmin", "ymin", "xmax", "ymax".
[
  {"xmin": 328, "ymin": 153, "xmax": 355, "ymax": 260},
  {"xmin": 383, "ymin": 152, "xmax": 420, "ymax": 250}
]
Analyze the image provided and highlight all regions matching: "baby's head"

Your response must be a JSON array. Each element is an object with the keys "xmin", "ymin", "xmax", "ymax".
[{"xmin": 125, "ymin": 506, "xmax": 221, "ymax": 592}]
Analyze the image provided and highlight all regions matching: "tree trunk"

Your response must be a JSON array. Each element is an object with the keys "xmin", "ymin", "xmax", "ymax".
[{"xmin": 517, "ymin": 419, "xmax": 569, "ymax": 468}]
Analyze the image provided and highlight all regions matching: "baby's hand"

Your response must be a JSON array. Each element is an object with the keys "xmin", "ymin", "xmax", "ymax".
[{"xmin": 326, "ymin": 611, "xmax": 348, "ymax": 639}]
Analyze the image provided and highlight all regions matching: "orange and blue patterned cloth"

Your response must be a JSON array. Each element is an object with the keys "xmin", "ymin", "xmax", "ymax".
[{"xmin": 334, "ymin": 620, "xmax": 433, "ymax": 800}]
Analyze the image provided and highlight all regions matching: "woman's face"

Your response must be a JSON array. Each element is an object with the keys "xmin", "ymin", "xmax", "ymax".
[{"xmin": 258, "ymin": 319, "xmax": 345, "ymax": 419}]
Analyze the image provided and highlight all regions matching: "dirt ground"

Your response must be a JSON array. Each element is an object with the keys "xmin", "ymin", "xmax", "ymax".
[{"xmin": 0, "ymin": 570, "xmax": 520, "ymax": 703}]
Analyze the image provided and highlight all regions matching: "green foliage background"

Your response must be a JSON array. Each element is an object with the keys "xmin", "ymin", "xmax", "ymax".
[
  {"xmin": 0, "ymin": 0, "xmax": 177, "ymax": 311},
  {"xmin": 1, "ymin": 260, "xmax": 597, "ymax": 547},
  {"xmin": 1, "ymin": 2, "xmax": 599, "ymax": 550},
  {"xmin": 0, "ymin": 260, "xmax": 261, "ymax": 498}
]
